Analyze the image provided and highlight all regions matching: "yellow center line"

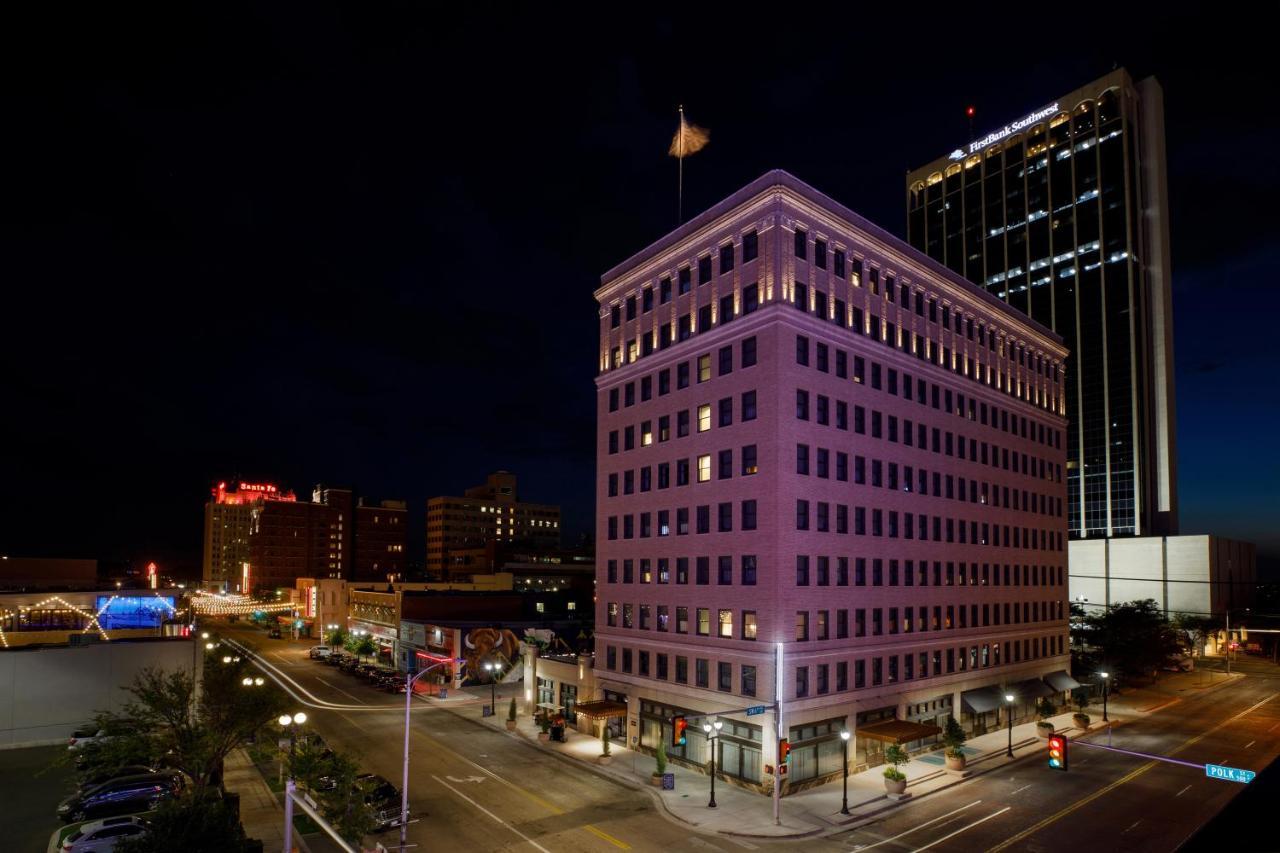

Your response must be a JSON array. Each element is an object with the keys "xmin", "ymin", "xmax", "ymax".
[
  {"xmin": 410, "ymin": 719, "xmax": 631, "ymax": 849},
  {"xmin": 987, "ymin": 691, "xmax": 1278, "ymax": 852}
]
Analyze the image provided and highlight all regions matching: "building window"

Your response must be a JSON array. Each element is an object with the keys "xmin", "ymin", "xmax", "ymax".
[
  {"xmin": 698, "ymin": 354, "xmax": 711, "ymax": 382},
  {"xmin": 743, "ymin": 611, "xmax": 757, "ymax": 640},
  {"xmin": 697, "ymin": 455, "xmax": 711, "ymax": 482},
  {"xmin": 697, "ymin": 607, "xmax": 710, "ymax": 636},
  {"xmin": 718, "ymin": 609, "xmax": 733, "ymax": 638},
  {"xmin": 742, "ymin": 665, "xmax": 757, "ymax": 697},
  {"xmin": 698, "ymin": 404, "xmax": 712, "ymax": 432},
  {"xmin": 796, "ymin": 611, "xmax": 809, "ymax": 641},
  {"xmin": 743, "ymin": 230, "xmax": 758, "ymax": 262},
  {"xmin": 742, "ymin": 336, "xmax": 757, "ymax": 367}
]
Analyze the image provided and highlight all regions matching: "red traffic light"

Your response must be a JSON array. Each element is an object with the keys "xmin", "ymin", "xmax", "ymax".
[
  {"xmin": 779, "ymin": 738, "xmax": 791, "ymax": 764},
  {"xmin": 1047, "ymin": 734, "xmax": 1068, "ymax": 771},
  {"xmin": 966, "ymin": 105, "xmax": 976, "ymax": 117},
  {"xmin": 672, "ymin": 716, "xmax": 687, "ymax": 747}
]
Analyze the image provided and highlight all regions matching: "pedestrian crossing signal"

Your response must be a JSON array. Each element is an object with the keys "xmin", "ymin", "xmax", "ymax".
[{"xmin": 1047, "ymin": 734, "xmax": 1068, "ymax": 771}]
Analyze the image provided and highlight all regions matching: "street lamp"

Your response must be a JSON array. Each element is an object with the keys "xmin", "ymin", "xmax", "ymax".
[
  {"xmin": 242, "ymin": 676, "xmax": 265, "ymax": 687},
  {"xmin": 222, "ymin": 655, "xmax": 232, "ymax": 664},
  {"xmin": 205, "ymin": 642, "xmax": 216, "ymax": 650},
  {"xmin": 1004, "ymin": 693, "xmax": 1016, "ymax": 757},
  {"xmin": 484, "ymin": 661, "xmax": 504, "ymax": 715},
  {"xmin": 702, "ymin": 720, "xmax": 723, "ymax": 808},
  {"xmin": 839, "ymin": 730, "xmax": 851, "ymax": 815},
  {"xmin": 1099, "ymin": 671, "xmax": 1110, "ymax": 722},
  {"xmin": 278, "ymin": 712, "xmax": 307, "ymax": 853},
  {"xmin": 399, "ymin": 658, "xmax": 467, "ymax": 850}
]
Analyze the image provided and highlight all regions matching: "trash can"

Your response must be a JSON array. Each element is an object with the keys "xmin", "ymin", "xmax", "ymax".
[{"xmin": 551, "ymin": 725, "xmax": 564, "ymax": 742}]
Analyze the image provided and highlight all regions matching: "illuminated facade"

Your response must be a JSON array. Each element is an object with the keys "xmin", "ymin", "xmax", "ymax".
[
  {"xmin": 426, "ymin": 472, "xmax": 561, "ymax": 577},
  {"xmin": 595, "ymin": 171, "xmax": 1071, "ymax": 790},
  {"xmin": 201, "ymin": 481, "xmax": 296, "ymax": 591},
  {"xmin": 906, "ymin": 69, "xmax": 1177, "ymax": 539}
]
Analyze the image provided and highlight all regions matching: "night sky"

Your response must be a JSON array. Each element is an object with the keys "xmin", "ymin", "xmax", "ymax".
[{"xmin": 5, "ymin": 5, "xmax": 1278, "ymax": 576}]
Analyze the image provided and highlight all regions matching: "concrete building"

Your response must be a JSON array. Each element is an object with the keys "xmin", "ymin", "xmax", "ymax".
[
  {"xmin": 1069, "ymin": 535, "xmax": 1256, "ymax": 618},
  {"xmin": 0, "ymin": 556, "xmax": 99, "ymax": 591},
  {"xmin": 907, "ymin": 69, "xmax": 1177, "ymax": 540},
  {"xmin": 202, "ymin": 481, "xmax": 296, "ymax": 592},
  {"xmin": 595, "ymin": 170, "xmax": 1071, "ymax": 791},
  {"xmin": 426, "ymin": 472, "xmax": 561, "ymax": 578}
]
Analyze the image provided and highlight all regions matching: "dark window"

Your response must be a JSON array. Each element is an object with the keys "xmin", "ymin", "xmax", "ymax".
[
  {"xmin": 743, "ymin": 283, "xmax": 759, "ymax": 313},
  {"xmin": 742, "ymin": 391, "xmax": 757, "ymax": 421},
  {"xmin": 678, "ymin": 267, "xmax": 691, "ymax": 295},
  {"xmin": 794, "ymin": 229, "xmax": 807, "ymax": 259},
  {"xmin": 743, "ymin": 230, "xmax": 758, "ymax": 262},
  {"xmin": 719, "ymin": 243, "xmax": 734, "ymax": 273},
  {"xmin": 660, "ymin": 277, "xmax": 672, "ymax": 304},
  {"xmin": 742, "ymin": 336, "xmax": 757, "ymax": 367},
  {"xmin": 698, "ymin": 255, "xmax": 713, "ymax": 284},
  {"xmin": 814, "ymin": 239, "xmax": 827, "ymax": 269}
]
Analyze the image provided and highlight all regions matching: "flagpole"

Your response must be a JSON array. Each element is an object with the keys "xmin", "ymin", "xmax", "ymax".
[{"xmin": 677, "ymin": 105, "xmax": 684, "ymax": 225}]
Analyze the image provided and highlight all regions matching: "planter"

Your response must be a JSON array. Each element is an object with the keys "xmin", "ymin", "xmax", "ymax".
[
  {"xmin": 1072, "ymin": 714, "xmax": 1091, "ymax": 731},
  {"xmin": 537, "ymin": 732, "xmax": 550, "ymax": 742},
  {"xmin": 945, "ymin": 753, "xmax": 967, "ymax": 771},
  {"xmin": 597, "ymin": 755, "xmax": 612, "ymax": 766},
  {"xmin": 1037, "ymin": 723, "xmax": 1055, "ymax": 739},
  {"xmin": 506, "ymin": 720, "xmax": 517, "ymax": 732},
  {"xmin": 884, "ymin": 776, "xmax": 907, "ymax": 795},
  {"xmin": 650, "ymin": 774, "xmax": 663, "ymax": 786}
]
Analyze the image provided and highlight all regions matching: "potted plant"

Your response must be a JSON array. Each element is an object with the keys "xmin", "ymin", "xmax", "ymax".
[
  {"xmin": 538, "ymin": 714, "xmax": 551, "ymax": 742},
  {"xmin": 1072, "ymin": 711, "xmax": 1091, "ymax": 731},
  {"xmin": 941, "ymin": 716, "xmax": 968, "ymax": 771},
  {"xmin": 882, "ymin": 744, "xmax": 908, "ymax": 795},
  {"xmin": 651, "ymin": 740, "xmax": 667, "ymax": 786},
  {"xmin": 1036, "ymin": 697, "xmax": 1057, "ymax": 739},
  {"xmin": 598, "ymin": 726, "xmax": 612, "ymax": 765},
  {"xmin": 506, "ymin": 697, "xmax": 518, "ymax": 731}
]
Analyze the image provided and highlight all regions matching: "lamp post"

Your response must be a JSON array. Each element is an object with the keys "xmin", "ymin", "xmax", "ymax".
[
  {"xmin": 484, "ymin": 661, "xmax": 504, "ymax": 715},
  {"xmin": 702, "ymin": 720, "xmax": 722, "ymax": 808},
  {"xmin": 1099, "ymin": 671, "xmax": 1109, "ymax": 722},
  {"xmin": 1004, "ymin": 693, "xmax": 1015, "ymax": 757},
  {"xmin": 839, "ymin": 730, "xmax": 851, "ymax": 815},
  {"xmin": 400, "ymin": 658, "xmax": 467, "ymax": 851},
  {"xmin": 278, "ymin": 711, "xmax": 307, "ymax": 853}
]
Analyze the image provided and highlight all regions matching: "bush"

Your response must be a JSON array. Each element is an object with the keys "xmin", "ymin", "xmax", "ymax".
[
  {"xmin": 1036, "ymin": 697, "xmax": 1057, "ymax": 720},
  {"xmin": 882, "ymin": 744, "xmax": 908, "ymax": 781},
  {"xmin": 941, "ymin": 715, "xmax": 967, "ymax": 758},
  {"xmin": 600, "ymin": 726, "xmax": 612, "ymax": 757},
  {"xmin": 654, "ymin": 740, "xmax": 667, "ymax": 777},
  {"xmin": 507, "ymin": 698, "xmax": 518, "ymax": 722}
]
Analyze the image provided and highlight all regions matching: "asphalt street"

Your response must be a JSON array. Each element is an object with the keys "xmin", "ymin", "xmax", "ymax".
[{"xmin": 222, "ymin": 625, "xmax": 1280, "ymax": 853}]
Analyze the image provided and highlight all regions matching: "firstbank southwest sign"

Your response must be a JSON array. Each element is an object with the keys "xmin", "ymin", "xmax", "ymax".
[{"xmin": 948, "ymin": 102, "xmax": 1061, "ymax": 160}]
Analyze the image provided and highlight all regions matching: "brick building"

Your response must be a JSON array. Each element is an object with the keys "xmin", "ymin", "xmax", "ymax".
[
  {"xmin": 425, "ymin": 472, "xmax": 560, "ymax": 578},
  {"xmin": 594, "ymin": 171, "xmax": 1071, "ymax": 791}
]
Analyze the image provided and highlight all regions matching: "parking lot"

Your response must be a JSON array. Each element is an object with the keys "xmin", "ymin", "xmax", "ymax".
[{"xmin": 0, "ymin": 744, "xmax": 76, "ymax": 852}]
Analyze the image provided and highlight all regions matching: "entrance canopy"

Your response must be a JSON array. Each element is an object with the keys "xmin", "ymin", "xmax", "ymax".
[
  {"xmin": 1014, "ymin": 678, "xmax": 1056, "ymax": 700},
  {"xmin": 572, "ymin": 700, "xmax": 627, "ymax": 719},
  {"xmin": 961, "ymin": 685, "xmax": 1006, "ymax": 714},
  {"xmin": 535, "ymin": 702, "xmax": 563, "ymax": 711},
  {"xmin": 1043, "ymin": 671, "xmax": 1081, "ymax": 692},
  {"xmin": 857, "ymin": 719, "xmax": 942, "ymax": 744}
]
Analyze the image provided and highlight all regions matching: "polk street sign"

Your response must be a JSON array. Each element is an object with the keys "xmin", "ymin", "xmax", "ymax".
[
  {"xmin": 746, "ymin": 705, "xmax": 767, "ymax": 716},
  {"xmin": 1205, "ymin": 763, "xmax": 1255, "ymax": 784}
]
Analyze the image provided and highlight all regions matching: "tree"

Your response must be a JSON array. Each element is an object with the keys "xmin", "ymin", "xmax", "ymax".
[
  {"xmin": 1086, "ymin": 599, "xmax": 1185, "ymax": 682},
  {"xmin": 600, "ymin": 726, "xmax": 611, "ymax": 757},
  {"xmin": 326, "ymin": 627, "xmax": 347, "ymax": 649},
  {"xmin": 654, "ymin": 739, "xmax": 667, "ymax": 778},
  {"xmin": 507, "ymin": 697, "xmax": 517, "ymax": 722},
  {"xmin": 882, "ymin": 744, "xmax": 908, "ymax": 782},
  {"xmin": 941, "ymin": 716, "xmax": 967, "ymax": 758},
  {"xmin": 114, "ymin": 792, "xmax": 250, "ymax": 853},
  {"xmin": 349, "ymin": 635, "xmax": 377, "ymax": 661}
]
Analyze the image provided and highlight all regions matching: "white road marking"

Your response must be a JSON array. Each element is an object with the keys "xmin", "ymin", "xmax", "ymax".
[
  {"xmin": 1123, "ymin": 820, "xmax": 1141, "ymax": 834},
  {"xmin": 850, "ymin": 801, "xmax": 983, "ymax": 850},
  {"xmin": 1175, "ymin": 785, "xmax": 1191, "ymax": 797},
  {"xmin": 314, "ymin": 676, "xmax": 368, "ymax": 705},
  {"xmin": 431, "ymin": 774, "xmax": 552, "ymax": 853},
  {"xmin": 912, "ymin": 807, "xmax": 1011, "ymax": 851},
  {"xmin": 1268, "ymin": 722, "xmax": 1279, "ymax": 733},
  {"xmin": 1009, "ymin": 784, "xmax": 1031, "ymax": 796},
  {"xmin": 723, "ymin": 838, "xmax": 758, "ymax": 850},
  {"xmin": 1244, "ymin": 740, "xmax": 1256, "ymax": 749},
  {"xmin": 446, "ymin": 775, "xmax": 487, "ymax": 784}
]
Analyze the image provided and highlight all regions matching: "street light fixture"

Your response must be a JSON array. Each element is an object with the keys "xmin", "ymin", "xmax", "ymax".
[
  {"xmin": 205, "ymin": 642, "xmax": 216, "ymax": 650},
  {"xmin": 1004, "ymin": 693, "xmax": 1016, "ymax": 757},
  {"xmin": 222, "ymin": 656, "xmax": 232, "ymax": 664},
  {"xmin": 702, "ymin": 720, "xmax": 723, "ymax": 808},
  {"xmin": 278, "ymin": 711, "xmax": 307, "ymax": 853},
  {"xmin": 399, "ymin": 658, "xmax": 467, "ymax": 850},
  {"xmin": 1099, "ymin": 672, "xmax": 1110, "ymax": 722},
  {"xmin": 839, "ymin": 730, "xmax": 851, "ymax": 815},
  {"xmin": 484, "ymin": 661, "xmax": 504, "ymax": 715}
]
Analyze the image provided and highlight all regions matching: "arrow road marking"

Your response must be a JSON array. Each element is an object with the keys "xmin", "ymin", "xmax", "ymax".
[{"xmin": 445, "ymin": 775, "xmax": 486, "ymax": 784}]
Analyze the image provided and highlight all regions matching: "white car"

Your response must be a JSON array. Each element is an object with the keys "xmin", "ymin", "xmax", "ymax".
[
  {"xmin": 308, "ymin": 645, "xmax": 333, "ymax": 659},
  {"xmin": 67, "ymin": 726, "xmax": 103, "ymax": 751},
  {"xmin": 60, "ymin": 816, "xmax": 149, "ymax": 852}
]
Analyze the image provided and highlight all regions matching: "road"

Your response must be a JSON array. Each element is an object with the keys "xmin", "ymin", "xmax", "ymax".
[
  {"xmin": 830, "ymin": 658, "xmax": 1280, "ymax": 852},
  {"xmin": 222, "ymin": 624, "xmax": 1280, "ymax": 853}
]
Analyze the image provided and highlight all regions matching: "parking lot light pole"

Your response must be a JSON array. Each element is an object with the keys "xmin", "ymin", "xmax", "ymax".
[
  {"xmin": 278, "ymin": 711, "xmax": 307, "ymax": 853},
  {"xmin": 401, "ymin": 658, "xmax": 466, "ymax": 851},
  {"xmin": 1005, "ymin": 693, "xmax": 1015, "ymax": 758},
  {"xmin": 702, "ymin": 720, "xmax": 722, "ymax": 808}
]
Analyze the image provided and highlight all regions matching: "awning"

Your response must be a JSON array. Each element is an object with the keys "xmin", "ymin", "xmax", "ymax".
[
  {"xmin": 535, "ymin": 702, "xmax": 563, "ymax": 711},
  {"xmin": 572, "ymin": 700, "xmax": 627, "ymax": 719},
  {"xmin": 1014, "ymin": 678, "xmax": 1056, "ymax": 700},
  {"xmin": 857, "ymin": 719, "xmax": 942, "ymax": 744},
  {"xmin": 962, "ymin": 685, "xmax": 1006, "ymax": 714},
  {"xmin": 1043, "ymin": 671, "xmax": 1081, "ymax": 692}
]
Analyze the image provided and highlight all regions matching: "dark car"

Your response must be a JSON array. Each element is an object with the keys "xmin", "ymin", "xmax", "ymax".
[
  {"xmin": 339, "ymin": 658, "xmax": 362, "ymax": 673},
  {"xmin": 57, "ymin": 772, "xmax": 184, "ymax": 823},
  {"xmin": 357, "ymin": 665, "xmax": 384, "ymax": 682},
  {"xmin": 324, "ymin": 652, "xmax": 348, "ymax": 666},
  {"xmin": 381, "ymin": 676, "xmax": 407, "ymax": 694},
  {"xmin": 267, "ymin": 627, "xmax": 282, "ymax": 639},
  {"xmin": 78, "ymin": 765, "xmax": 158, "ymax": 793},
  {"xmin": 356, "ymin": 774, "xmax": 402, "ymax": 831}
]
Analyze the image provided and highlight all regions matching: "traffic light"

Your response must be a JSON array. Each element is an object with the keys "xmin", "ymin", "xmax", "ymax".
[
  {"xmin": 672, "ymin": 716, "xmax": 687, "ymax": 747},
  {"xmin": 778, "ymin": 738, "xmax": 791, "ymax": 765},
  {"xmin": 1047, "ymin": 734, "xmax": 1068, "ymax": 771}
]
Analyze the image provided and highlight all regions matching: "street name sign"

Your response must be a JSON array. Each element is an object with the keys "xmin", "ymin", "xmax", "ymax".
[
  {"xmin": 1205, "ymin": 763, "xmax": 1255, "ymax": 783},
  {"xmin": 746, "ymin": 705, "xmax": 767, "ymax": 716}
]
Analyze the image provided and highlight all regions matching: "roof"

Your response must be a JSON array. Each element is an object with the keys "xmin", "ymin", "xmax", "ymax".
[
  {"xmin": 857, "ymin": 718, "xmax": 942, "ymax": 744},
  {"xmin": 597, "ymin": 169, "xmax": 1063, "ymax": 349}
]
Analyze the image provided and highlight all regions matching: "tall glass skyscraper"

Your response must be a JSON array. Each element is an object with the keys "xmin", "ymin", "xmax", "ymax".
[{"xmin": 906, "ymin": 69, "xmax": 1177, "ymax": 540}]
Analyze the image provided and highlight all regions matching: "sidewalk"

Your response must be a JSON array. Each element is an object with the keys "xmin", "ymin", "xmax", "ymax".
[
  {"xmin": 224, "ymin": 748, "xmax": 311, "ymax": 853},
  {"xmin": 443, "ymin": 669, "xmax": 1244, "ymax": 840}
]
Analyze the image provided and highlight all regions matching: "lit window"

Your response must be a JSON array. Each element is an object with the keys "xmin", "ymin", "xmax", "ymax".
[
  {"xmin": 641, "ymin": 422, "xmax": 653, "ymax": 446},
  {"xmin": 698, "ymin": 354, "xmax": 711, "ymax": 382},
  {"xmin": 698, "ymin": 404, "xmax": 711, "ymax": 432},
  {"xmin": 536, "ymin": 602, "xmax": 545, "ymax": 613},
  {"xmin": 718, "ymin": 609, "xmax": 733, "ymax": 638},
  {"xmin": 697, "ymin": 455, "xmax": 711, "ymax": 482}
]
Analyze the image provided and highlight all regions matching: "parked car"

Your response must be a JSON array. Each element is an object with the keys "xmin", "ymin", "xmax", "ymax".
[
  {"xmin": 57, "ymin": 772, "xmax": 184, "ymax": 823},
  {"xmin": 68, "ymin": 726, "xmax": 103, "ymax": 751},
  {"xmin": 357, "ymin": 774, "xmax": 403, "ymax": 831},
  {"xmin": 60, "ymin": 816, "xmax": 150, "ymax": 852},
  {"xmin": 323, "ymin": 652, "xmax": 347, "ymax": 666},
  {"xmin": 381, "ymin": 676, "xmax": 407, "ymax": 694},
  {"xmin": 267, "ymin": 627, "xmax": 282, "ymax": 639},
  {"xmin": 356, "ymin": 665, "xmax": 384, "ymax": 682},
  {"xmin": 78, "ymin": 765, "xmax": 158, "ymax": 793},
  {"xmin": 339, "ymin": 657, "xmax": 362, "ymax": 673},
  {"xmin": 308, "ymin": 646, "xmax": 333, "ymax": 660}
]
